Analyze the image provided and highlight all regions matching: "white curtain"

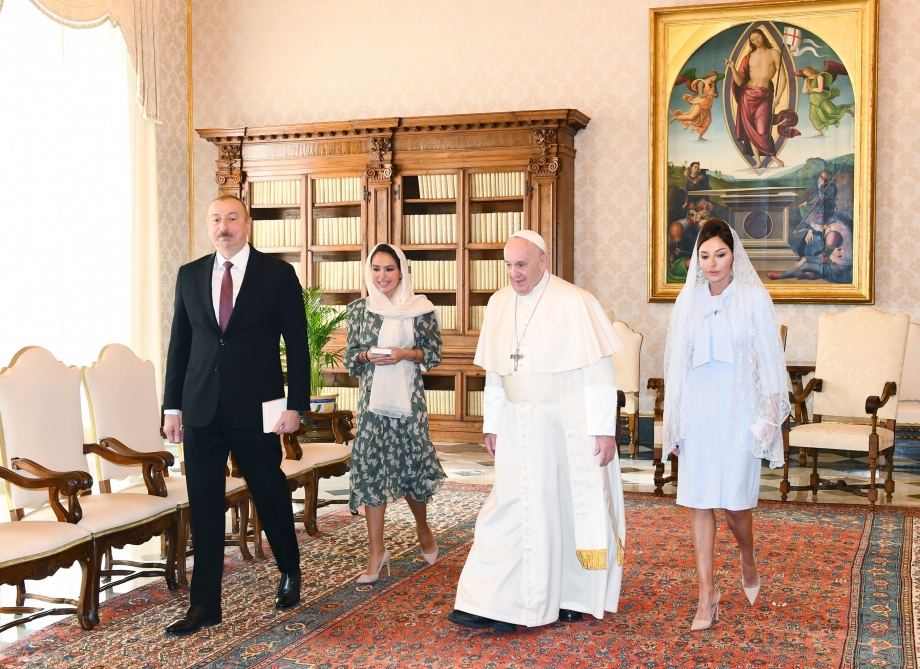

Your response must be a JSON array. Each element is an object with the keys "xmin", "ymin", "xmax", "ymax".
[
  {"xmin": 0, "ymin": 0, "xmax": 158, "ymax": 370},
  {"xmin": 12, "ymin": 0, "xmax": 162, "ymax": 122}
]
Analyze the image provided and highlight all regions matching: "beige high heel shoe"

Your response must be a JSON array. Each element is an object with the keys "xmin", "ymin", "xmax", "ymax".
[
  {"xmin": 357, "ymin": 550, "xmax": 391, "ymax": 584},
  {"xmin": 742, "ymin": 575, "xmax": 761, "ymax": 605},
  {"xmin": 690, "ymin": 587, "xmax": 720, "ymax": 632},
  {"xmin": 421, "ymin": 544, "xmax": 439, "ymax": 566},
  {"xmin": 741, "ymin": 558, "xmax": 761, "ymax": 605}
]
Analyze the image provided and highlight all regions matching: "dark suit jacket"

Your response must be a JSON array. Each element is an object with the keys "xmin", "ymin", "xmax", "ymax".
[{"xmin": 164, "ymin": 247, "xmax": 310, "ymax": 428}]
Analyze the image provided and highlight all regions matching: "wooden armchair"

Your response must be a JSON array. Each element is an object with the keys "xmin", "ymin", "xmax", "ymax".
[
  {"xmin": 0, "ymin": 346, "xmax": 180, "ymax": 626},
  {"xmin": 290, "ymin": 410, "xmax": 354, "ymax": 535},
  {"xmin": 896, "ymin": 323, "xmax": 920, "ymax": 440},
  {"xmin": 249, "ymin": 410, "xmax": 354, "ymax": 557},
  {"xmin": 0, "ymin": 463, "xmax": 95, "ymax": 631},
  {"xmin": 611, "ymin": 321, "xmax": 643, "ymax": 458},
  {"xmin": 780, "ymin": 308, "xmax": 911, "ymax": 505},
  {"xmin": 82, "ymin": 344, "xmax": 252, "ymax": 587}
]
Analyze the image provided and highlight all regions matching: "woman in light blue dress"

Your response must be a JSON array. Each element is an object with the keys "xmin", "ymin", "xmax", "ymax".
[{"xmin": 663, "ymin": 219, "xmax": 790, "ymax": 632}]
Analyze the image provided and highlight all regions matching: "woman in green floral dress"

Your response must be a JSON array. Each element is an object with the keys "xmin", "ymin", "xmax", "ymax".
[{"xmin": 346, "ymin": 243, "xmax": 446, "ymax": 583}]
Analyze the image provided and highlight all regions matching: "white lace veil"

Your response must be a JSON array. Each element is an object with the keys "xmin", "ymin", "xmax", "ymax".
[{"xmin": 662, "ymin": 224, "xmax": 791, "ymax": 468}]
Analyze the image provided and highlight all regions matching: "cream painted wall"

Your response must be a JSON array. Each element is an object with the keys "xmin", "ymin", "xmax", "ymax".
[
  {"xmin": 176, "ymin": 0, "xmax": 918, "ymax": 414},
  {"xmin": 155, "ymin": 0, "xmax": 189, "ymax": 371}
]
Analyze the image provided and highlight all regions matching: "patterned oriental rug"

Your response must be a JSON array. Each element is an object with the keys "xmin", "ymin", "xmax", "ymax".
[{"xmin": 2, "ymin": 483, "xmax": 917, "ymax": 668}]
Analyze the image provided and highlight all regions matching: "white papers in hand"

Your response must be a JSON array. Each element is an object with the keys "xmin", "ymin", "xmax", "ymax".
[{"xmin": 262, "ymin": 397, "xmax": 287, "ymax": 433}]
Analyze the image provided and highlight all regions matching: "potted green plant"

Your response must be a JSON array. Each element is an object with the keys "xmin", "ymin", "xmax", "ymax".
[{"xmin": 281, "ymin": 285, "xmax": 349, "ymax": 413}]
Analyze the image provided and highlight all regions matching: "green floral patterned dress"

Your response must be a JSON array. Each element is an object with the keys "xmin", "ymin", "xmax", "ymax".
[{"xmin": 345, "ymin": 298, "xmax": 446, "ymax": 511}]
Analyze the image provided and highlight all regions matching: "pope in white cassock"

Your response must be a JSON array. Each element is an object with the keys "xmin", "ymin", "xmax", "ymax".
[{"xmin": 448, "ymin": 230, "xmax": 626, "ymax": 633}]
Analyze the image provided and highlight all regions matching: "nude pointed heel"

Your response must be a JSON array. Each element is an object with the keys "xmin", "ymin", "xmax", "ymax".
[
  {"xmin": 357, "ymin": 550, "xmax": 391, "ymax": 584},
  {"xmin": 421, "ymin": 544, "xmax": 439, "ymax": 566},
  {"xmin": 690, "ymin": 587, "xmax": 720, "ymax": 632},
  {"xmin": 742, "ymin": 577, "xmax": 761, "ymax": 605},
  {"xmin": 741, "ymin": 559, "xmax": 761, "ymax": 605}
]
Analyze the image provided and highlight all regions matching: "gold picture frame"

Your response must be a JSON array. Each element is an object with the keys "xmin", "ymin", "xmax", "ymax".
[{"xmin": 649, "ymin": 0, "xmax": 878, "ymax": 302}]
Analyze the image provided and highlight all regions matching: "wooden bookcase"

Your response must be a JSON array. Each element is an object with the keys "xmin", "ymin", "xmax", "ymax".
[{"xmin": 198, "ymin": 109, "xmax": 589, "ymax": 441}]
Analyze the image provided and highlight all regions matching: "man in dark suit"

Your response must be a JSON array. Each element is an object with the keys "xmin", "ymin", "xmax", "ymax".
[{"xmin": 162, "ymin": 194, "xmax": 309, "ymax": 636}]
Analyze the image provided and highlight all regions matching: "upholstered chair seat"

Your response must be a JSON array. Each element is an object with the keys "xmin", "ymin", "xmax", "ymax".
[
  {"xmin": 0, "ymin": 521, "xmax": 91, "ymax": 568},
  {"xmin": 24, "ymin": 492, "xmax": 176, "ymax": 532},
  {"xmin": 287, "ymin": 443, "xmax": 351, "ymax": 474},
  {"xmin": 788, "ymin": 422, "xmax": 896, "ymax": 452}
]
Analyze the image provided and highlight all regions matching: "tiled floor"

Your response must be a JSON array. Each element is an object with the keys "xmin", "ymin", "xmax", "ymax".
[{"xmin": 3, "ymin": 437, "xmax": 919, "ymax": 647}]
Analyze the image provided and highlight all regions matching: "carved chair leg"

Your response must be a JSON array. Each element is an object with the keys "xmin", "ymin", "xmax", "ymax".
[
  {"xmin": 230, "ymin": 505, "xmax": 239, "ymax": 534},
  {"xmin": 14, "ymin": 581, "xmax": 25, "ymax": 607},
  {"xmin": 780, "ymin": 428, "xmax": 791, "ymax": 501},
  {"xmin": 237, "ymin": 499, "xmax": 252, "ymax": 561},
  {"xmin": 77, "ymin": 551, "xmax": 96, "ymax": 630},
  {"xmin": 652, "ymin": 445, "xmax": 664, "ymax": 496},
  {"xmin": 628, "ymin": 413, "xmax": 638, "ymax": 458},
  {"xmin": 164, "ymin": 521, "xmax": 180, "ymax": 591},
  {"xmin": 884, "ymin": 448, "xmax": 895, "ymax": 501},
  {"xmin": 867, "ymin": 440, "xmax": 879, "ymax": 506},
  {"xmin": 89, "ymin": 541, "xmax": 103, "ymax": 626},
  {"xmin": 810, "ymin": 450, "xmax": 820, "ymax": 496}
]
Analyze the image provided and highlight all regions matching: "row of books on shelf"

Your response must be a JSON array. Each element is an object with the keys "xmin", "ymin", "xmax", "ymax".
[
  {"xmin": 323, "ymin": 386, "xmax": 358, "ymax": 413},
  {"xmin": 402, "ymin": 214, "xmax": 457, "ymax": 244},
  {"xmin": 314, "ymin": 177, "xmax": 362, "ymax": 204},
  {"xmin": 467, "ymin": 390, "xmax": 484, "ymax": 417},
  {"xmin": 251, "ymin": 180, "xmax": 300, "ymax": 206},
  {"xmin": 408, "ymin": 259, "xmax": 457, "ymax": 291},
  {"xmin": 253, "ymin": 219, "xmax": 301, "ymax": 248},
  {"xmin": 469, "ymin": 305, "xmax": 487, "ymax": 331},
  {"xmin": 315, "ymin": 260, "xmax": 363, "ymax": 291},
  {"xmin": 416, "ymin": 174, "xmax": 457, "ymax": 199},
  {"xmin": 314, "ymin": 216, "xmax": 361, "ymax": 245},
  {"xmin": 424, "ymin": 389, "xmax": 455, "ymax": 415},
  {"xmin": 469, "ymin": 260, "xmax": 512, "ymax": 291},
  {"xmin": 470, "ymin": 212, "xmax": 524, "ymax": 243},
  {"xmin": 470, "ymin": 171, "xmax": 526, "ymax": 198},
  {"xmin": 433, "ymin": 305, "xmax": 456, "ymax": 330}
]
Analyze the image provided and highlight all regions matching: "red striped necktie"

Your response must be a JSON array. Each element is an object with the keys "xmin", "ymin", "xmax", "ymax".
[{"xmin": 219, "ymin": 260, "xmax": 233, "ymax": 332}]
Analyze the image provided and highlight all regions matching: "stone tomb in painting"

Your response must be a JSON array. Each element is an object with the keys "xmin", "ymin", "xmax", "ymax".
[{"xmin": 718, "ymin": 186, "xmax": 803, "ymax": 270}]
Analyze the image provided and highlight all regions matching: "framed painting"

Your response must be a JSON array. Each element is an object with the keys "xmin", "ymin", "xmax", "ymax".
[{"xmin": 649, "ymin": 0, "xmax": 878, "ymax": 302}]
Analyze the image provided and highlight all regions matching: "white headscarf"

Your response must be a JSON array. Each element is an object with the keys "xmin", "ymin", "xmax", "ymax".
[
  {"xmin": 663, "ymin": 224, "xmax": 791, "ymax": 468},
  {"xmin": 364, "ymin": 243, "xmax": 435, "ymax": 418}
]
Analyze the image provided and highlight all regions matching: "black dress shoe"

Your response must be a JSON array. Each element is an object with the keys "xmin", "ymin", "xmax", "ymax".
[
  {"xmin": 558, "ymin": 608, "xmax": 584, "ymax": 622},
  {"xmin": 165, "ymin": 604, "xmax": 222, "ymax": 636},
  {"xmin": 447, "ymin": 609, "xmax": 516, "ymax": 633},
  {"xmin": 275, "ymin": 572, "xmax": 301, "ymax": 610}
]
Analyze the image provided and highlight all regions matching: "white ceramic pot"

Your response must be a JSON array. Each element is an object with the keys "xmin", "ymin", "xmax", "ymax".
[{"xmin": 309, "ymin": 394, "xmax": 338, "ymax": 414}]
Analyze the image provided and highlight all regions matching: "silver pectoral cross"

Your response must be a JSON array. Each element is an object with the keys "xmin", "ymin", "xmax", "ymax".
[{"xmin": 510, "ymin": 350, "xmax": 524, "ymax": 371}]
